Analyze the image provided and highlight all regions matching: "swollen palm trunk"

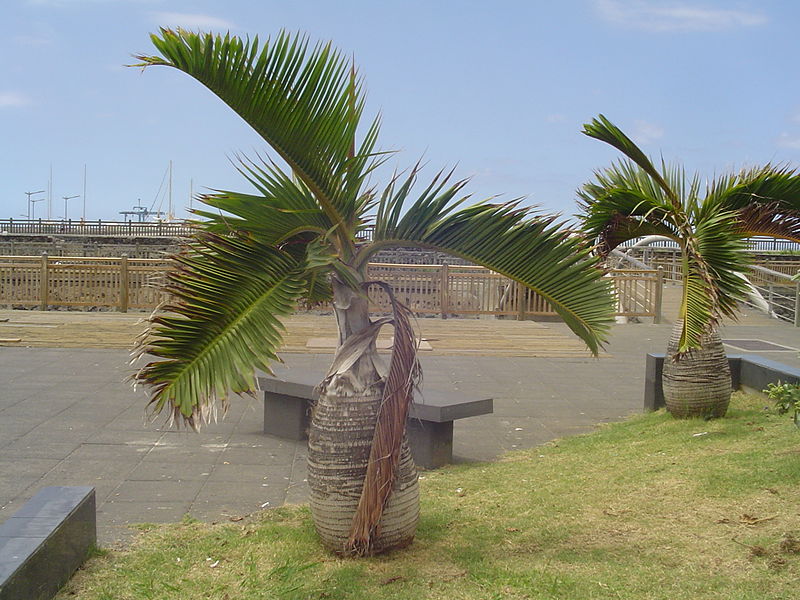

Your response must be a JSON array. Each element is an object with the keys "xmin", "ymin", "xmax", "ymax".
[
  {"xmin": 662, "ymin": 320, "xmax": 731, "ymax": 418},
  {"xmin": 306, "ymin": 378, "xmax": 419, "ymax": 555}
]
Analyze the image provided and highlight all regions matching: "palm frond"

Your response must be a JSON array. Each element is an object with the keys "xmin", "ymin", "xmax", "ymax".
[
  {"xmin": 735, "ymin": 201, "xmax": 800, "ymax": 242},
  {"xmin": 578, "ymin": 165, "xmax": 680, "ymax": 255},
  {"xmin": 132, "ymin": 233, "xmax": 305, "ymax": 428},
  {"xmin": 582, "ymin": 115, "xmax": 679, "ymax": 208},
  {"xmin": 191, "ymin": 155, "xmax": 335, "ymax": 246},
  {"xmin": 132, "ymin": 28, "xmax": 382, "ymax": 238},
  {"xmin": 363, "ymin": 173, "xmax": 614, "ymax": 354},
  {"xmin": 705, "ymin": 164, "xmax": 800, "ymax": 214}
]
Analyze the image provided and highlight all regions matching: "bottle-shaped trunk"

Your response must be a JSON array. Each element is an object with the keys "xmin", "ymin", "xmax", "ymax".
[
  {"xmin": 306, "ymin": 279, "xmax": 419, "ymax": 555},
  {"xmin": 662, "ymin": 319, "xmax": 731, "ymax": 418}
]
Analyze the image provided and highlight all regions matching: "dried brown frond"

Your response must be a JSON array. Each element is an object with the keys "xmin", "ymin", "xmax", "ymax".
[
  {"xmin": 736, "ymin": 202, "xmax": 800, "ymax": 242},
  {"xmin": 346, "ymin": 282, "xmax": 421, "ymax": 556}
]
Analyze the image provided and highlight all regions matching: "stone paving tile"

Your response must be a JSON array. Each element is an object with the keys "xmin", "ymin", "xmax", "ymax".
[
  {"xmin": 84, "ymin": 429, "xmax": 165, "ymax": 445},
  {"xmin": 205, "ymin": 463, "xmax": 292, "ymax": 484},
  {"xmin": 219, "ymin": 445, "xmax": 296, "ymax": 466},
  {"xmin": 144, "ymin": 446, "xmax": 226, "ymax": 464},
  {"xmin": 1, "ymin": 440, "xmax": 82, "ymax": 459},
  {"xmin": 125, "ymin": 462, "xmax": 213, "ymax": 483},
  {"xmin": 98, "ymin": 501, "xmax": 193, "ymax": 526},
  {"xmin": 189, "ymin": 482, "xmax": 286, "ymax": 521},
  {"xmin": 109, "ymin": 480, "xmax": 206, "ymax": 503}
]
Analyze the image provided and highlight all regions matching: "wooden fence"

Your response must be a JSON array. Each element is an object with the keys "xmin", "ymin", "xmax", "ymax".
[
  {"xmin": 0, "ymin": 256, "xmax": 663, "ymax": 320},
  {"xmin": 0, "ymin": 255, "xmax": 169, "ymax": 311}
]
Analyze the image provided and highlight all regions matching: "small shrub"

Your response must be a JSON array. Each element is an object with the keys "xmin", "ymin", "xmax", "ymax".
[{"xmin": 764, "ymin": 381, "xmax": 800, "ymax": 427}]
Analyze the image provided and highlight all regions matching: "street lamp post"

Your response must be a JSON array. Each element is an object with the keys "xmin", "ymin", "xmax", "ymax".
[
  {"xmin": 62, "ymin": 195, "xmax": 80, "ymax": 221},
  {"xmin": 31, "ymin": 197, "xmax": 45, "ymax": 219},
  {"xmin": 25, "ymin": 190, "xmax": 45, "ymax": 220}
]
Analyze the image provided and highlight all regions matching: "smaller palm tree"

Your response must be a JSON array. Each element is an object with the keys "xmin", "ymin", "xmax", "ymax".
[{"xmin": 578, "ymin": 115, "xmax": 800, "ymax": 418}]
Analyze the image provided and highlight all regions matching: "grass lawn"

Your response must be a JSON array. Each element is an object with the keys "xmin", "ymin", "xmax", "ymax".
[{"xmin": 59, "ymin": 393, "xmax": 800, "ymax": 599}]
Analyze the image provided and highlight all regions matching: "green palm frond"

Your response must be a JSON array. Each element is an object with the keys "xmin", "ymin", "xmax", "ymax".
[
  {"xmin": 193, "ymin": 156, "xmax": 333, "ymax": 244},
  {"xmin": 361, "ymin": 172, "xmax": 614, "ymax": 355},
  {"xmin": 675, "ymin": 211, "xmax": 750, "ymax": 350},
  {"xmin": 132, "ymin": 29, "xmax": 383, "ymax": 239},
  {"xmin": 582, "ymin": 115, "xmax": 679, "ymax": 208},
  {"xmin": 705, "ymin": 165, "xmax": 800, "ymax": 214},
  {"xmin": 132, "ymin": 233, "xmax": 306, "ymax": 428},
  {"xmin": 578, "ymin": 163, "xmax": 680, "ymax": 255}
]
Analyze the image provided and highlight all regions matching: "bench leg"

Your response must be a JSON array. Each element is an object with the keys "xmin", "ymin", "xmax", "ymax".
[
  {"xmin": 406, "ymin": 419, "xmax": 453, "ymax": 469},
  {"xmin": 263, "ymin": 392, "xmax": 310, "ymax": 440}
]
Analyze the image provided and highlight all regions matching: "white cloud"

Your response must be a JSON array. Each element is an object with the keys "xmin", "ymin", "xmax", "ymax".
[
  {"xmin": 152, "ymin": 12, "xmax": 236, "ymax": 31},
  {"xmin": 594, "ymin": 0, "xmax": 767, "ymax": 32},
  {"xmin": 0, "ymin": 92, "xmax": 30, "ymax": 108},
  {"xmin": 777, "ymin": 132, "xmax": 800, "ymax": 149},
  {"xmin": 631, "ymin": 120, "xmax": 664, "ymax": 145}
]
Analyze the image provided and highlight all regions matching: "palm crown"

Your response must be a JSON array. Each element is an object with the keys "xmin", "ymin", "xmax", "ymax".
[
  {"xmin": 579, "ymin": 115, "xmax": 800, "ymax": 352},
  {"xmin": 130, "ymin": 29, "xmax": 615, "ymax": 427}
]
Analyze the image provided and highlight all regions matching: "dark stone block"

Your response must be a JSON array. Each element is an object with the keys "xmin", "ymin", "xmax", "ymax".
[
  {"xmin": 263, "ymin": 392, "xmax": 312, "ymax": 440},
  {"xmin": 644, "ymin": 354, "xmax": 665, "ymax": 412},
  {"xmin": 410, "ymin": 390, "xmax": 493, "ymax": 422},
  {"xmin": 407, "ymin": 420, "xmax": 453, "ymax": 469},
  {"xmin": 0, "ymin": 486, "xmax": 96, "ymax": 600},
  {"xmin": 739, "ymin": 355, "xmax": 800, "ymax": 392}
]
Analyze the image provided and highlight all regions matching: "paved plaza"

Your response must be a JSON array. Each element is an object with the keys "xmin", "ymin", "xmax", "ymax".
[{"xmin": 1, "ymin": 310, "xmax": 798, "ymax": 546}]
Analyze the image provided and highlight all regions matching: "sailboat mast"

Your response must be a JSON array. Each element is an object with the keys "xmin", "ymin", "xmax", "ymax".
[
  {"xmin": 168, "ymin": 160, "xmax": 173, "ymax": 221},
  {"xmin": 82, "ymin": 164, "xmax": 87, "ymax": 221}
]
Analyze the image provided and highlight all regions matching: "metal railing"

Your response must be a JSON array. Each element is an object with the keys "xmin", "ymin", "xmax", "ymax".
[
  {"xmin": 0, "ymin": 219, "xmax": 194, "ymax": 238},
  {"xmin": 618, "ymin": 236, "xmax": 800, "ymax": 252},
  {"xmin": 610, "ymin": 248, "xmax": 799, "ymax": 326},
  {"xmin": 746, "ymin": 265, "xmax": 800, "ymax": 326}
]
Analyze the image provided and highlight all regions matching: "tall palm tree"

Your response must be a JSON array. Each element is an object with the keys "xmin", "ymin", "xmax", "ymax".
[
  {"xmin": 130, "ymin": 29, "xmax": 614, "ymax": 556},
  {"xmin": 578, "ymin": 115, "xmax": 800, "ymax": 418}
]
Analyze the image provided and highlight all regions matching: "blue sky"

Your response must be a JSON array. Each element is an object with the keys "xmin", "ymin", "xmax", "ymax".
[{"xmin": 2, "ymin": 0, "xmax": 800, "ymax": 223}]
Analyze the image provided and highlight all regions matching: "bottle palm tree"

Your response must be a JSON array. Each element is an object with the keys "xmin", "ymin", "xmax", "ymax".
[
  {"xmin": 578, "ymin": 115, "xmax": 800, "ymax": 418},
  {"xmin": 130, "ymin": 29, "xmax": 615, "ymax": 556}
]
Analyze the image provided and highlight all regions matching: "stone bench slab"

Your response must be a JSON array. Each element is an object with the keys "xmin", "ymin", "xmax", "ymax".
[
  {"xmin": 0, "ymin": 486, "xmax": 96, "ymax": 600},
  {"xmin": 257, "ymin": 372, "xmax": 492, "ymax": 468}
]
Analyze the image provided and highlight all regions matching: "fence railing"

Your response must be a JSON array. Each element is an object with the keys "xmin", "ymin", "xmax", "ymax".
[
  {"xmin": 0, "ymin": 256, "xmax": 663, "ymax": 320},
  {"xmin": 608, "ymin": 249, "xmax": 799, "ymax": 326},
  {"xmin": 0, "ymin": 255, "xmax": 170, "ymax": 311},
  {"xmin": 617, "ymin": 236, "xmax": 800, "ymax": 252},
  {"xmin": 0, "ymin": 219, "xmax": 194, "ymax": 238},
  {"xmin": 746, "ymin": 265, "xmax": 800, "ymax": 326}
]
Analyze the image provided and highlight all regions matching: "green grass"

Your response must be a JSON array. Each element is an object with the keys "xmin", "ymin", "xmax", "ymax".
[{"xmin": 59, "ymin": 393, "xmax": 800, "ymax": 599}]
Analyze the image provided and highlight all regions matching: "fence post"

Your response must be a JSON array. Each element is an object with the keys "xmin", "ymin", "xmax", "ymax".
[
  {"xmin": 40, "ymin": 253, "xmax": 48, "ymax": 311},
  {"xmin": 440, "ymin": 263, "xmax": 449, "ymax": 319},
  {"xmin": 654, "ymin": 268, "xmax": 664, "ymax": 324},
  {"xmin": 794, "ymin": 283, "xmax": 799, "ymax": 328},
  {"xmin": 119, "ymin": 254, "xmax": 129, "ymax": 313},
  {"xmin": 516, "ymin": 282, "xmax": 526, "ymax": 321}
]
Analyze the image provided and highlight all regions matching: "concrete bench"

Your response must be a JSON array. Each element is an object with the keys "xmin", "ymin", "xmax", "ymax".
[
  {"xmin": 258, "ymin": 373, "xmax": 492, "ymax": 469},
  {"xmin": 644, "ymin": 353, "xmax": 800, "ymax": 411},
  {"xmin": 0, "ymin": 486, "xmax": 96, "ymax": 600}
]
